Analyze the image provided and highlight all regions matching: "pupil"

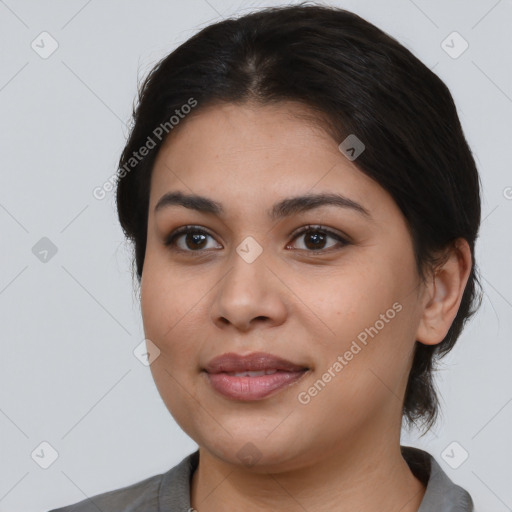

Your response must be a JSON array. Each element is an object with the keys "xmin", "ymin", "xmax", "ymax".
[
  {"xmin": 306, "ymin": 231, "xmax": 325, "ymax": 250},
  {"xmin": 187, "ymin": 232, "xmax": 206, "ymax": 249}
]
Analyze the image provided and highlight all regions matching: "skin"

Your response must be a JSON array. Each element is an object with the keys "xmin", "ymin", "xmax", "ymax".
[{"xmin": 140, "ymin": 100, "xmax": 472, "ymax": 512}]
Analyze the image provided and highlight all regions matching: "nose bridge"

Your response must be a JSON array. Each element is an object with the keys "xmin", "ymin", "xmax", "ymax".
[
  {"xmin": 211, "ymin": 236, "xmax": 287, "ymax": 329},
  {"xmin": 224, "ymin": 238, "xmax": 269, "ymax": 305}
]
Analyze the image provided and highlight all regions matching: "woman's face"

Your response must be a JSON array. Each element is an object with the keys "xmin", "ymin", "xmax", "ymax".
[{"xmin": 141, "ymin": 101, "xmax": 430, "ymax": 470}]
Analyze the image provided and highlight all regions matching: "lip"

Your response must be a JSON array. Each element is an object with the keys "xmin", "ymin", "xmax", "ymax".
[
  {"xmin": 204, "ymin": 351, "xmax": 308, "ymax": 374},
  {"xmin": 203, "ymin": 352, "xmax": 310, "ymax": 401}
]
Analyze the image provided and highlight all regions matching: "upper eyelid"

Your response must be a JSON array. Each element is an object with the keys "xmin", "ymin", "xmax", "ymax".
[{"xmin": 289, "ymin": 224, "xmax": 347, "ymax": 240}]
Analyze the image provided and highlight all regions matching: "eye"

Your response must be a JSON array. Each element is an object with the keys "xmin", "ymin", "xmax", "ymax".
[
  {"xmin": 286, "ymin": 225, "xmax": 349, "ymax": 252},
  {"xmin": 164, "ymin": 224, "xmax": 349, "ymax": 254},
  {"xmin": 164, "ymin": 225, "xmax": 222, "ymax": 252}
]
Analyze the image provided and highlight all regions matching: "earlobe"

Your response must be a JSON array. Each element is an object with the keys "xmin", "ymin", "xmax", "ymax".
[{"xmin": 415, "ymin": 238, "xmax": 472, "ymax": 346}]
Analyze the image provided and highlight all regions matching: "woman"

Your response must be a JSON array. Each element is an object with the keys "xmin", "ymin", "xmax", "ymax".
[{"xmin": 50, "ymin": 2, "xmax": 482, "ymax": 511}]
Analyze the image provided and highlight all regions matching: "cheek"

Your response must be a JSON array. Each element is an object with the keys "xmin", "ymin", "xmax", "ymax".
[
  {"xmin": 303, "ymin": 267, "xmax": 415, "ymax": 397},
  {"xmin": 143, "ymin": 299, "xmax": 197, "ymax": 397},
  {"xmin": 141, "ymin": 264, "xmax": 207, "ymax": 429},
  {"xmin": 140, "ymin": 260, "xmax": 205, "ymax": 362},
  {"xmin": 303, "ymin": 265, "xmax": 399, "ymax": 341}
]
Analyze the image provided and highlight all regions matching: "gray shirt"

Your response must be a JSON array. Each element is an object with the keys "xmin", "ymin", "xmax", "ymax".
[{"xmin": 48, "ymin": 446, "xmax": 473, "ymax": 511}]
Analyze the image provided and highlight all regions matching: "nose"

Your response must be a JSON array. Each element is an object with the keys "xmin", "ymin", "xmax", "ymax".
[{"xmin": 210, "ymin": 244, "xmax": 288, "ymax": 332}]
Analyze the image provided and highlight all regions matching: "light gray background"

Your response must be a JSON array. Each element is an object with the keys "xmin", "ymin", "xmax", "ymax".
[{"xmin": 0, "ymin": 1, "xmax": 510, "ymax": 511}]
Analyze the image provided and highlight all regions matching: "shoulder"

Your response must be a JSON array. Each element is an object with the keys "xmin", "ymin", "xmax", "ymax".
[
  {"xmin": 47, "ymin": 450, "xmax": 199, "ymax": 512},
  {"xmin": 401, "ymin": 445, "xmax": 474, "ymax": 512},
  {"xmin": 47, "ymin": 473, "xmax": 161, "ymax": 512}
]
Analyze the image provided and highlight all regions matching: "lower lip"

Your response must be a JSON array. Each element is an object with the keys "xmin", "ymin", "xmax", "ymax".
[{"xmin": 205, "ymin": 370, "xmax": 308, "ymax": 401}]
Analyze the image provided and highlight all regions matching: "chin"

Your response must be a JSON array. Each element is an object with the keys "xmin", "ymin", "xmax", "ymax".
[{"xmin": 195, "ymin": 428, "xmax": 314, "ymax": 472}]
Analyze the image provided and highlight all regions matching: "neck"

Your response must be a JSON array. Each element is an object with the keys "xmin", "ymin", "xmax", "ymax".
[{"xmin": 190, "ymin": 426, "xmax": 426, "ymax": 512}]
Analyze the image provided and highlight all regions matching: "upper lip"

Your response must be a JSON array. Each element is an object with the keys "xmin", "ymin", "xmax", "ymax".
[{"xmin": 204, "ymin": 352, "xmax": 309, "ymax": 374}]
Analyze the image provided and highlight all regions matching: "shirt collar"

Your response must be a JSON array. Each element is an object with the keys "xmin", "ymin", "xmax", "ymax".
[{"xmin": 402, "ymin": 446, "xmax": 474, "ymax": 511}]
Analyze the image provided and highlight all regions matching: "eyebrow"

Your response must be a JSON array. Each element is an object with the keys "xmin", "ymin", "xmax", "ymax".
[{"xmin": 154, "ymin": 190, "xmax": 371, "ymax": 221}]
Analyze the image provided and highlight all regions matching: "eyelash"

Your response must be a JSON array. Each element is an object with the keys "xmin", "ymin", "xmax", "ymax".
[{"xmin": 163, "ymin": 224, "xmax": 350, "ymax": 255}]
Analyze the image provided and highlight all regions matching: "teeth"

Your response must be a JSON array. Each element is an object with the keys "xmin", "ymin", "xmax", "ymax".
[{"xmin": 227, "ymin": 369, "xmax": 279, "ymax": 377}]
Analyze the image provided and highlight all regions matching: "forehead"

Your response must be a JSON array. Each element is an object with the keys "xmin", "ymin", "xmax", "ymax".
[
  {"xmin": 148, "ymin": 101, "xmax": 396, "ymax": 223},
  {"xmin": 156, "ymin": 100, "xmax": 335, "ymax": 164}
]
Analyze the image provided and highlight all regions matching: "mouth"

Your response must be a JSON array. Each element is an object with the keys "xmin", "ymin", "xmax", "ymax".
[
  {"xmin": 203, "ymin": 352, "xmax": 310, "ymax": 401},
  {"xmin": 223, "ymin": 369, "xmax": 281, "ymax": 377}
]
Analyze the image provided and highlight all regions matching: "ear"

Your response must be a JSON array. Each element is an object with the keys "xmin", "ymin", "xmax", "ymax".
[{"xmin": 415, "ymin": 238, "xmax": 472, "ymax": 346}]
